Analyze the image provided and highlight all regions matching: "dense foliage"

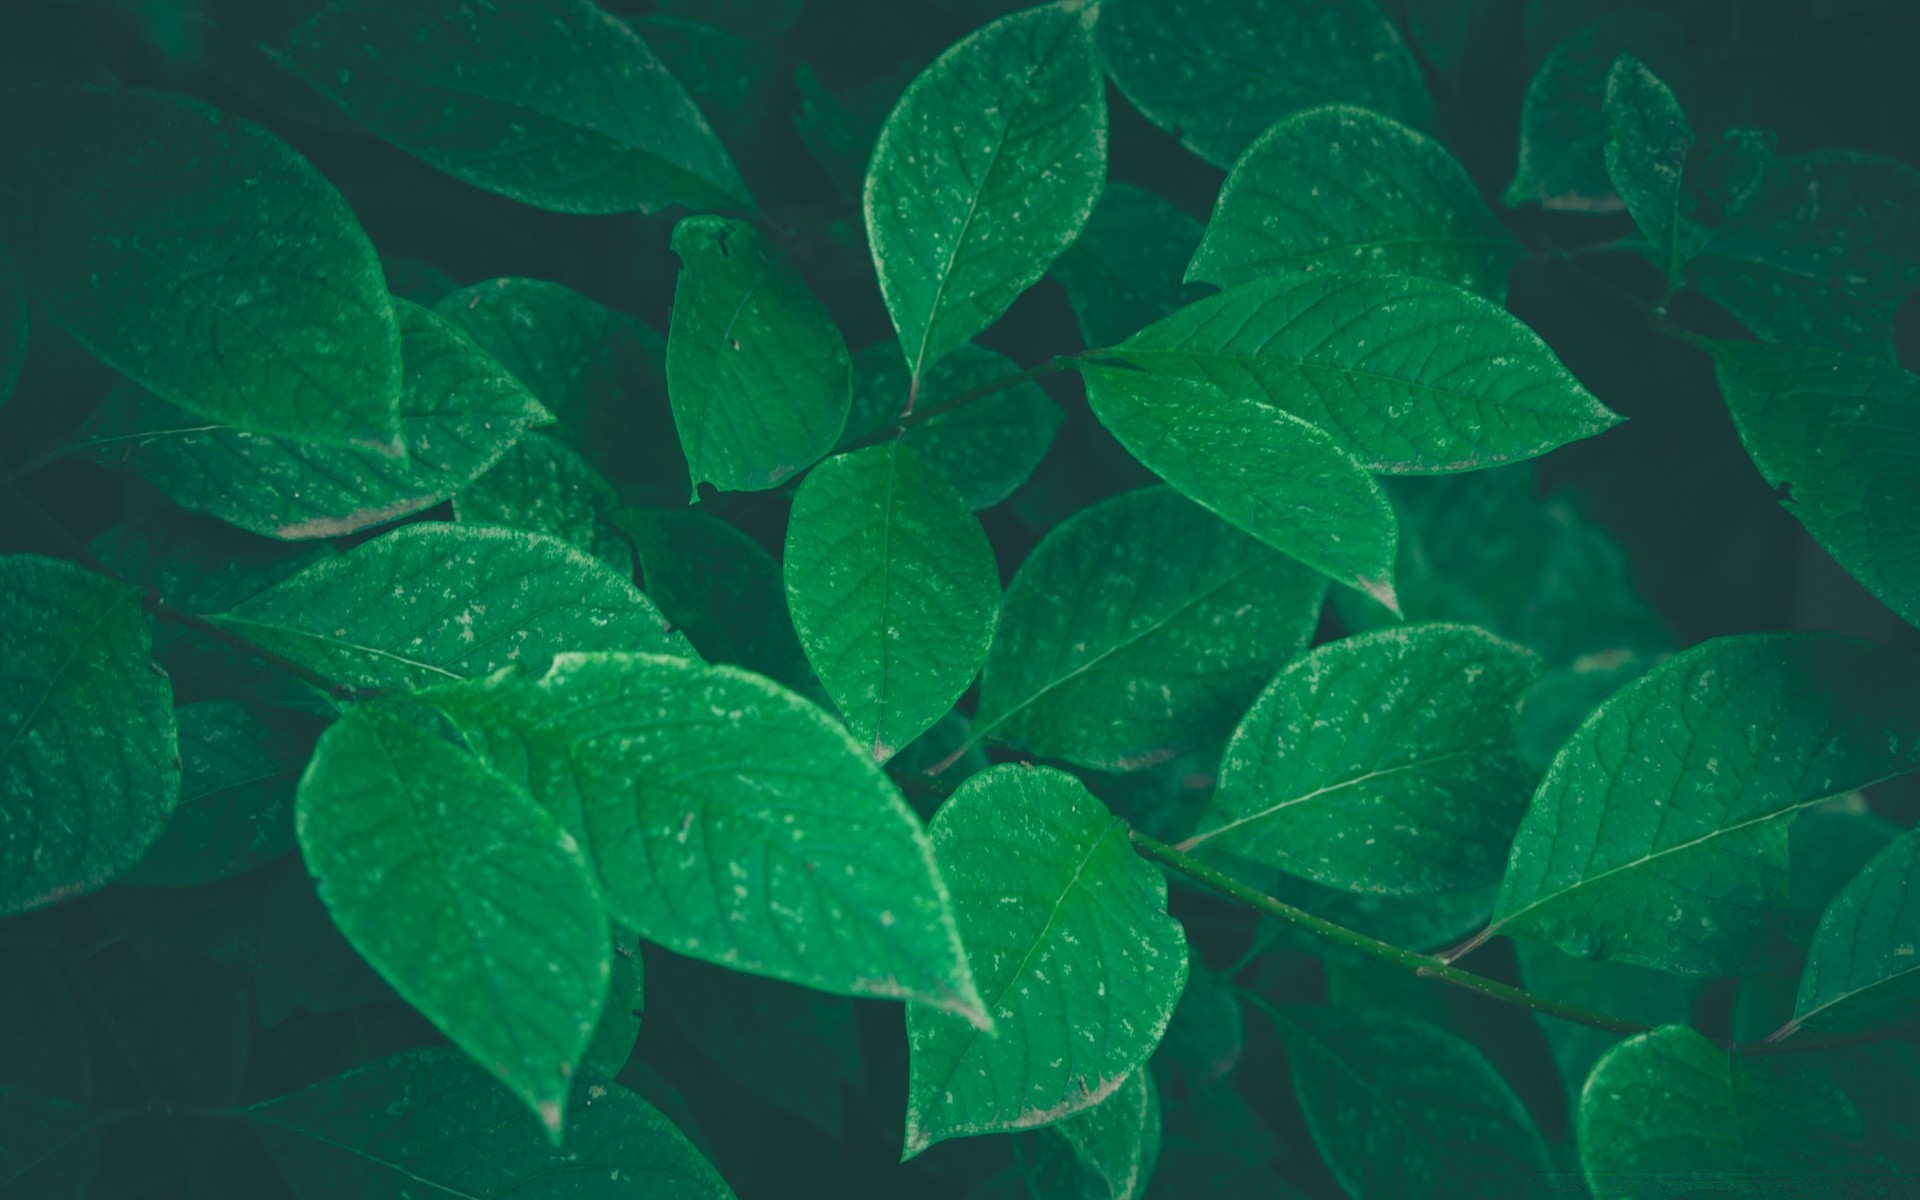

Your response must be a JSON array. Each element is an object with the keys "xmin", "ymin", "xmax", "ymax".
[{"xmin": 2, "ymin": 0, "xmax": 1918, "ymax": 1196}]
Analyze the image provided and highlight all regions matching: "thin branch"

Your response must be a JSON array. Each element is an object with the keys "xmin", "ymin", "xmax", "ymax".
[{"xmin": 842, "ymin": 351, "xmax": 1091, "ymax": 454}]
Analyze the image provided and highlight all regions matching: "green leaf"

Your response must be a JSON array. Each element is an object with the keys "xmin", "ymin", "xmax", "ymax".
[
  {"xmin": 0, "ymin": 275, "xmax": 24, "ymax": 412},
  {"xmin": 666, "ymin": 215, "xmax": 852, "ymax": 495},
  {"xmin": 119, "ymin": 701, "xmax": 310, "ymax": 887},
  {"xmin": 793, "ymin": 64, "xmax": 900, "ymax": 199},
  {"xmin": 210, "ymin": 523, "xmax": 689, "ymax": 692},
  {"xmin": 256, "ymin": 868, "xmax": 394, "ymax": 1026},
  {"xmin": 454, "ymin": 435, "xmax": 636, "ymax": 576},
  {"xmin": 1692, "ymin": 151, "xmax": 1920, "ymax": 358},
  {"xmin": 1709, "ymin": 340, "xmax": 1920, "ymax": 628},
  {"xmin": 247, "ymin": 1049, "xmax": 733, "ymax": 1197},
  {"xmin": 1577, "ymin": 1025, "xmax": 1865, "ymax": 1193},
  {"xmin": 1077, "ymin": 363, "xmax": 1397, "ymax": 605},
  {"xmin": 0, "ymin": 85, "xmax": 401, "ymax": 448},
  {"xmin": 1050, "ymin": 183, "xmax": 1210, "ymax": 348},
  {"xmin": 583, "ymin": 932, "xmax": 647, "ymax": 1077},
  {"xmin": 1095, "ymin": 0, "xmax": 1431, "ymax": 169},
  {"xmin": 1190, "ymin": 105, "xmax": 1517, "ymax": 302},
  {"xmin": 89, "ymin": 506, "xmax": 331, "ymax": 618},
  {"xmin": 1015, "ymin": 1068, "xmax": 1162, "ymax": 1200},
  {"xmin": 865, "ymin": 1, "xmax": 1106, "ymax": 391},
  {"xmin": 1, "ymin": 555, "xmax": 178, "ymax": 915},
  {"xmin": 1788, "ymin": 828, "xmax": 1920, "ymax": 1035},
  {"xmin": 1493, "ymin": 633, "xmax": 1920, "ymax": 974},
  {"xmin": 278, "ymin": 0, "xmax": 749, "ymax": 215},
  {"xmin": 1603, "ymin": 56, "xmax": 1703, "ymax": 288},
  {"xmin": 974, "ymin": 486, "xmax": 1325, "ymax": 771},
  {"xmin": 1261, "ymin": 1003, "xmax": 1550, "ymax": 1198},
  {"xmin": 434, "ymin": 277, "xmax": 688, "ymax": 508},
  {"xmin": 614, "ymin": 506, "xmax": 809, "ymax": 691},
  {"xmin": 784, "ymin": 443, "xmax": 999, "ymax": 761},
  {"xmin": 634, "ymin": 15, "xmax": 764, "ymax": 150},
  {"xmin": 0, "ymin": 1089, "xmax": 113, "ymax": 1200},
  {"xmin": 1150, "ymin": 968, "xmax": 1244, "ymax": 1094},
  {"xmin": 422, "ymin": 652, "xmax": 985, "ymax": 1022},
  {"xmin": 1514, "ymin": 649, "xmax": 1660, "ymax": 772},
  {"xmin": 840, "ymin": 341, "xmax": 1063, "ymax": 511},
  {"xmin": 297, "ymin": 705, "xmax": 610, "ymax": 1136},
  {"xmin": 905, "ymin": 765, "xmax": 1187, "ymax": 1157},
  {"xmin": 1183, "ymin": 624, "xmax": 1542, "ymax": 896},
  {"xmin": 1114, "ymin": 273, "xmax": 1618, "ymax": 474},
  {"xmin": 79, "ymin": 299, "xmax": 550, "ymax": 541},
  {"xmin": 1512, "ymin": 939, "xmax": 1699, "ymax": 1105}
]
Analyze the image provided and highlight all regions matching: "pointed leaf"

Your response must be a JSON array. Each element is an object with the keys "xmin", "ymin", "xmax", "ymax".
[
  {"xmin": 1015, "ymin": 1068, "xmax": 1162, "ymax": 1200},
  {"xmin": 1185, "ymin": 624, "xmax": 1542, "ymax": 896},
  {"xmin": 454, "ymin": 435, "xmax": 635, "ymax": 575},
  {"xmin": 247, "ymin": 1049, "xmax": 732, "ymax": 1197},
  {"xmin": 785, "ymin": 443, "xmax": 999, "ymax": 761},
  {"xmin": 79, "ymin": 300, "xmax": 551, "ymax": 540},
  {"xmin": 905, "ymin": 765, "xmax": 1187, "ymax": 1156},
  {"xmin": 0, "ymin": 84, "xmax": 400, "ymax": 447},
  {"xmin": 1096, "ymin": 0, "xmax": 1431, "ymax": 169},
  {"xmin": 1, "ymin": 555, "xmax": 178, "ymax": 915},
  {"xmin": 1115, "ymin": 273, "xmax": 1618, "ymax": 473},
  {"xmin": 1790, "ymin": 828, "xmax": 1920, "ymax": 1035},
  {"xmin": 1493, "ymin": 633, "xmax": 1920, "ymax": 974},
  {"xmin": 423, "ymin": 652, "xmax": 984, "ymax": 1022},
  {"xmin": 1051, "ymin": 183, "xmax": 1210, "ymax": 348},
  {"xmin": 1191, "ymin": 105, "xmax": 1516, "ymax": 301},
  {"xmin": 1078, "ymin": 363, "xmax": 1397, "ymax": 604},
  {"xmin": 1709, "ymin": 339, "xmax": 1920, "ymax": 628},
  {"xmin": 865, "ymin": 1, "xmax": 1106, "ymax": 390},
  {"xmin": 974, "ymin": 486, "xmax": 1325, "ymax": 771},
  {"xmin": 667, "ymin": 215, "xmax": 852, "ymax": 494},
  {"xmin": 1603, "ymin": 56, "xmax": 1703, "ymax": 287},
  {"xmin": 297, "ymin": 707, "xmax": 610, "ymax": 1135},
  {"xmin": 209, "ymin": 523, "xmax": 689, "ymax": 692},
  {"xmin": 1578, "ymin": 1025, "xmax": 1864, "ymax": 1195},
  {"xmin": 278, "ymin": 0, "xmax": 748, "ymax": 214}
]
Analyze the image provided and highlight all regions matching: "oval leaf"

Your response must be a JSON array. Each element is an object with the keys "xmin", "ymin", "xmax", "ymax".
[
  {"xmin": 1050, "ymin": 183, "xmax": 1209, "ymax": 348},
  {"xmin": 1789, "ymin": 828, "xmax": 1920, "ymax": 1035},
  {"xmin": 454, "ymin": 435, "xmax": 635, "ymax": 575},
  {"xmin": 1015, "ymin": 1068, "xmax": 1162, "ymax": 1200}
]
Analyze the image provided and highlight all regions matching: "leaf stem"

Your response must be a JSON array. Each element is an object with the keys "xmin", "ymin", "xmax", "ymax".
[{"xmin": 842, "ymin": 350, "xmax": 1093, "ymax": 454}]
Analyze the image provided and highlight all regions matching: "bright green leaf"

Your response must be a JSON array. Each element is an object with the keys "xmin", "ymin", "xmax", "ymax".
[
  {"xmin": 423, "ymin": 652, "xmax": 986, "ymax": 1023},
  {"xmin": 1115, "ymin": 273, "xmax": 1618, "ymax": 474},
  {"xmin": 905, "ymin": 765, "xmax": 1187, "ymax": 1157},
  {"xmin": 297, "ymin": 705, "xmax": 609, "ymax": 1136},
  {"xmin": 1, "ymin": 555, "xmax": 178, "ymax": 915},
  {"xmin": 1051, "ymin": 183, "xmax": 1210, "ymax": 349},
  {"xmin": 1788, "ymin": 828, "xmax": 1920, "ymax": 1035},
  {"xmin": 1577, "ymin": 1025, "xmax": 1864, "ymax": 1194},
  {"xmin": 1604, "ymin": 55, "xmax": 1703, "ymax": 288},
  {"xmin": 974, "ymin": 486, "xmax": 1325, "ymax": 771},
  {"xmin": 455, "ymin": 435, "xmax": 636, "ymax": 576},
  {"xmin": 1493, "ymin": 633, "xmax": 1920, "ymax": 974},
  {"xmin": 784, "ymin": 443, "xmax": 999, "ymax": 761},
  {"xmin": 1095, "ymin": 0, "xmax": 1431, "ymax": 169},
  {"xmin": 1015, "ymin": 1068, "xmax": 1162, "ymax": 1200},
  {"xmin": 865, "ymin": 1, "xmax": 1106, "ymax": 390},
  {"xmin": 210, "ymin": 523, "xmax": 688, "ymax": 692},
  {"xmin": 247, "ymin": 1049, "xmax": 733, "ymax": 1196},
  {"xmin": 1078, "ymin": 363, "xmax": 1397, "ymax": 605},
  {"xmin": 0, "ymin": 84, "xmax": 401, "ymax": 448},
  {"xmin": 1184, "ymin": 624, "xmax": 1542, "ymax": 895},
  {"xmin": 278, "ymin": 0, "xmax": 749, "ymax": 214},
  {"xmin": 1190, "ymin": 105, "xmax": 1517, "ymax": 301},
  {"xmin": 1709, "ymin": 339, "xmax": 1920, "ymax": 629},
  {"xmin": 79, "ymin": 300, "xmax": 550, "ymax": 541}
]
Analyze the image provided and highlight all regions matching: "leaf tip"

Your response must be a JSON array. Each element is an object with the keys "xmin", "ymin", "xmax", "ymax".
[{"xmin": 1360, "ymin": 574, "xmax": 1401, "ymax": 617}]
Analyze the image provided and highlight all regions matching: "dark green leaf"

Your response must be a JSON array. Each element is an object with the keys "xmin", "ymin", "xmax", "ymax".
[
  {"xmin": 0, "ymin": 1089, "xmax": 113, "ymax": 1200},
  {"xmin": 1788, "ymin": 828, "xmax": 1920, "ymax": 1035},
  {"xmin": 1513, "ymin": 649, "xmax": 1660, "ymax": 772},
  {"xmin": 0, "ymin": 276, "xmax": 25, "ymax": 411},
  {"xmin": 905, "ymin": 765, "xmax": 1187, "ymax": 1156},
  {"xmin": 1709, "ymin": 339, "xmax": 1920, "ymax": 628},
  {"xmin": 1, "ymin": 555, "xmax": 178, "ymax": 915},
  {"xmin": 120, "ymin": 701, "xmax": 310, "ymax": 887},
  {"xmin": 247, "ymin": 1049, "xmax": 733, "ymax": 1197},
  {"xmin": 1051, "ymin": 184, "xmax": 1210, "ymax": 349},
  {"xmin": 793, "ymin": 64, "xmax": 900, "ymax": 199},
  {"xmin": 1262, "ymin": 1004, "xmax": 1549, "ymax": 1198},
  {"xmin": 80, "ymin": 300, "xmax": 551, "ymax": 541},
  {"xmin": 784, "ymin": 443, "xmax": 999, "ymax": 761},
  {"xmin": 667, "ymin": 216, "xmax": 851, "ymax": 495},
  {"xmin": 434, "ymin": 277, "xmax": 688, "ymax": 508},
  {"xmin": 210, "ymin": 523, "xmax": 688, "ymax": 692},
  {"xmin": 1512, "ymin": 939, "xmax": 1699, "ymax": 1105},
  {"xmin": 583, "ymin": 932, "xmax": 647, "ymax": 1077},
  {"xmin": 1190, "ymin": 105, "xmax": 1517, "ymax": 301},
  {"xmin": 1078, "ymin": 364, "xmax": 1397, "ymax": 605},
  {"xmin": 634, "ymin": 16, "xmax": 763, "ymax": 149},
  {"xmin": 974, "ymin": 486, "xmax": 1325, "ymax": 771},
  {"xmin": 0, "ymin": 84, "xmax": 401, "ymax": 448},
  {"xmin": 841, "ymin": 341, "xmax": 1062, "ymax": 511},
  {"xmin": 1095, "ymin": 0, "xmax": 1431, "ymax": 169},
  {"xmin": 1150, "ymin": 969, "xmax": 1243, "ymax": 1095},
  {"xmin": 1577, "ymin": 1025, "xmax": 1865, "ymax": 1193},
  {"xmin": 1015, "ymin": 1068, "xmax": 1161, "ymax": 1200},
  {"xmin": 90, "ymin": 506, "xmax": 331, "ymax": 617},
  {"xmin": 255, "ymin": 867, "xmax": 394, "ymax": 1026},
  {"xmin": 423, "ymin": 652, "xmax": 986, "ymax": 1022},
  {"xmin": 1603, "ymin": 56, "xmax": 1702, "ymax": 287},
  {"xmin": 278, "ymin": 0, "xmax": 749, "ymax": 214},
  {"xmin": 297, "ymin": 704, "xmax": 610, "ymax": 1136},
  {"xmin": 1115, "ymin": 273, "xmax": 1617, "ymax": 474},
  {"xmin": 1184, "ymin": 624, "xmax": 1541, "ymax": 895},
  {"xmin": 865, "ymin": 1, "xmax": 1106, "ymax": 390},
  {"xmin": 1493, "ymin": 633, "xmax": 1920, "ymax": 974},
  {"xmin": 454, "ymin": 435, "xmax": 635, "ymax": 575}
]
